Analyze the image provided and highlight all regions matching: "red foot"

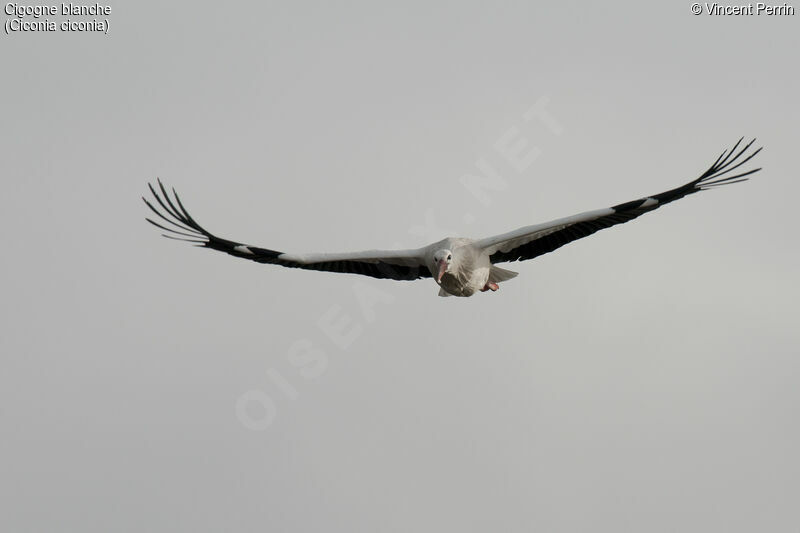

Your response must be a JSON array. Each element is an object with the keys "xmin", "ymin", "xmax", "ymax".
[{"xmin": 480, "ymin": 282, "xmax": 499, "ymax": 292}]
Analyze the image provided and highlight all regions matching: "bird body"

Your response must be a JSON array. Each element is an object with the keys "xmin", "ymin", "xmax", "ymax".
[
  {"xmin": 436, "ymin": 239, "xmax": 488, "ymax": 297},
  {"xmin": 144, "ymin": 139, "xmax": 761, "ymax": 298}
]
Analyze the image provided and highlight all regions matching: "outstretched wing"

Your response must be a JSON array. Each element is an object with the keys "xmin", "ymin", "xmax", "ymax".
[
  {"xmin": 476, "ymin": 138, "xmax": 762, "ymax": 264},
  {"xmin": 143, "ymin": 180, "xmax": 431, "ymax": 281}
]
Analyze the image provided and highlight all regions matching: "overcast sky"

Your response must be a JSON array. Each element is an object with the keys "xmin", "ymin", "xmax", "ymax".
[{"xmin": 1, "ymin": 1, "xmax": 799, "ymax": 531}]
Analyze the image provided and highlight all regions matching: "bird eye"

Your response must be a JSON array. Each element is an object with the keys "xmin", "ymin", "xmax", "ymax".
[{"xmin": 447, "ymin": 254, "xmax": 452, "ymax": 260}]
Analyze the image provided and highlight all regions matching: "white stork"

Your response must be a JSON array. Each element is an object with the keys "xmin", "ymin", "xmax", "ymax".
[{"xmin": 144, "ymin": 138, "xmax": 761, "ymax": 297}]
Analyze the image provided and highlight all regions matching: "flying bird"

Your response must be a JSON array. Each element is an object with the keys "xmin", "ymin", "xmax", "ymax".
[{"xmin": 144, "ymin": 138, "xmax": 761, "ymax": 297}]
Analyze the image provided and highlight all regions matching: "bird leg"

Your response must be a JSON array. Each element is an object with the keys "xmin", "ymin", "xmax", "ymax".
[{"xmin": 480, "ymin": 281, "xmax": 500, "ymax": 292}]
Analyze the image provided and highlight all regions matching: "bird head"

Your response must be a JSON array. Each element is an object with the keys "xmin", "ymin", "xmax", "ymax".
[{"xmin": 432, "ymin": 249, "xmax": 453, "ymax": 282}]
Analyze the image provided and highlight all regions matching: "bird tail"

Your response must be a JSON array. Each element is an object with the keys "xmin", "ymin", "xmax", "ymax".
[{"xmin": 489, "ymin": 266, "xmax": 518, "ymax": 283}]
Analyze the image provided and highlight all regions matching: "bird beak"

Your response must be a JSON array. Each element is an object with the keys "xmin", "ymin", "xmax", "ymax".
[{"xmin": 437, "ymin": 260, "xmax": 447, "ymax": 282}]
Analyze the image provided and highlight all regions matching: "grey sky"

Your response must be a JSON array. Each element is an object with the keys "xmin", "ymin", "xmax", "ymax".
[{"xmin": 1, "ymin": 1, "xmax": 798, "ymax": 531}]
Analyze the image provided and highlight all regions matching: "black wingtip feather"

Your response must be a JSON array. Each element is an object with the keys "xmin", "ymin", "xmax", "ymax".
[
  {"xmin": 697, "ymin": 138, "xmax": 761, "ymax": 187},
  {"xmin": 157, "ymin": 179, "xmax": 186, "ymax": 227},
  {"xmin": 144, "ymin": 180, "xmax": 214, "ymax": 246}
]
